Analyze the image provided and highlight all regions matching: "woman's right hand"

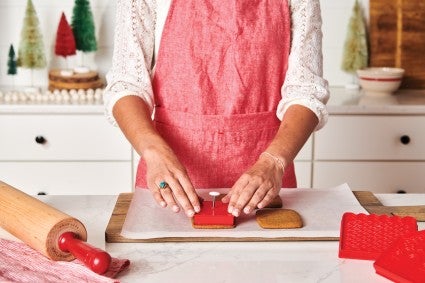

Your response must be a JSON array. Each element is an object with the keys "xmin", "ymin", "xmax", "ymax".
[{"xmin": 143, "ymin": 141, "xmax": 201, "ymax": 217}]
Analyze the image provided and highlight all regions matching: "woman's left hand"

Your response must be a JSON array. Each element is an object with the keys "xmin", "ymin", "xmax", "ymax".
[{"xmin": 221, "ymin": 155, "xmax": 284, "ymax": 217}]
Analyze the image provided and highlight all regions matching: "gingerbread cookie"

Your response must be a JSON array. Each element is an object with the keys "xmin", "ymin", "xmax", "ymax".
[
  {"xmin": 192, "ymin": 200, "xmax": 235, "ymax": 229},
  {"xmin": 191, "ymin": 219, "xmax": 235, "ymax": 229},
  {"xmin": 256, "ymin": 209, "xmax": 303, "ymax": 229}
]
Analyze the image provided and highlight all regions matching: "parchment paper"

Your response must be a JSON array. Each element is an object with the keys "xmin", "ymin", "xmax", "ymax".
[{"xmin": 121, "ymin": 183, "xmax": 368, "ymax": 239}]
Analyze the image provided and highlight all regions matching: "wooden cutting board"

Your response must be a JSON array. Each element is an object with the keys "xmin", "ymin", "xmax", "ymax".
[
  {"xmin": 105, "ymin": 191, "xmax": 425, "ymax": 243},
  {"xmin": 369, "ymin": 0, "xmax": 425, "ymax": 89}
]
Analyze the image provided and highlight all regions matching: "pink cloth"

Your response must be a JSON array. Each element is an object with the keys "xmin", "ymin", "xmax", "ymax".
[
  {"xmin": 136, "ymin": 0, "xmax": 296, "ymax": 188},
  {"xmin": 0, "ymin": 238, "xmax": 129, "ymax": 283}
]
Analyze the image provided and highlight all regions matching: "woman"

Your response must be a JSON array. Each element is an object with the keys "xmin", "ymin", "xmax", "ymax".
[{"xmin": 104, "ymin": 0, "xmax": 329, "ymax": 218}]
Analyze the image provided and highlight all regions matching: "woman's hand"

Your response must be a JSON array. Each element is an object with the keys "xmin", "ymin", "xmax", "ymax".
[
  {"xmin": 112, "ymin": 96, "xmax": 200, "ymax": 218},
  {"xmin": 221, "ymin": 154, "xmax": 284, "ymax": 217},
  {"xmin": 144, "ymin": 142, "xmax": 201, "ymax": 217}
]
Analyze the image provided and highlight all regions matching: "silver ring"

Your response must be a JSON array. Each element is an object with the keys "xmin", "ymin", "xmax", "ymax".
[{"xmin": 158, "ymin": 181, "xmax": 169, "ymax": 189}]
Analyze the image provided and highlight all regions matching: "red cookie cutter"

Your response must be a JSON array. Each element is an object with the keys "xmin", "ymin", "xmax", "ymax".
[
  {"xmin": 339, "ymin": 212, "xmax": 418, "ymax": 260},
  {"xmin": 193, "ymin": 200, "xmax": 234, "ymax": 226}
]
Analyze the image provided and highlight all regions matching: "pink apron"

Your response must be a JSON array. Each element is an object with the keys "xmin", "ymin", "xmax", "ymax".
[{"xmin": 136, "ymin": 0, "xmax": 296, "ymax": 189}]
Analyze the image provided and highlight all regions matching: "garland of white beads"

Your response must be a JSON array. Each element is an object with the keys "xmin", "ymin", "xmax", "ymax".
[{"xmin": 0, "ymin": 88, "xmax": 104, "ymax": 104}]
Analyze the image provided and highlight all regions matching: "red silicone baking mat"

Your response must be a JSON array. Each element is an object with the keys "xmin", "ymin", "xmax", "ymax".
[
  {"xmin": 374, "ymin": 230, "xmax": 425, "ymax": 283},
  {"xmin": 339, "ymin": 213, "xmax": 418, "ymax": 260}
]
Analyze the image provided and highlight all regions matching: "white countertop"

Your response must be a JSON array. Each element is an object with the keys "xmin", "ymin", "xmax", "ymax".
[
  {"xmin": 1, "ymin": 87, "xmax": 425, "ymax": 115},
  {"xmin": 327, "ymin": 88, "xmax": 425, "ymax": 115},
  {"xmin": 0, "ymin": 193, "xmax": 424, "ymax": 283}
]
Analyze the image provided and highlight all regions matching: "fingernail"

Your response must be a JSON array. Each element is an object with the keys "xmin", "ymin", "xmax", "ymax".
[
  {"xmin": 227, "ymin": 205, "xmax": 233, "ymax": 214},
  {"xmin": 194, "ymin": 206, "xmax": 201, "ymax": 213},
  {"xmin": 186, "ymin": 210, "xmax": 195, "ymax": 217},
  {"xmin": 243, "ymin": 206, "xmax": 251, "ymax": 214},
  {"xmin": 173, "ymin": 205, "xmax": 180, "ymax": 212},
  {"xmin": 160, "ymin": 201, "xmax": 166, "ymax": 207},
  {"xmin": 232, "ymin": 209, "xmax": 240, "ymax": 217}
]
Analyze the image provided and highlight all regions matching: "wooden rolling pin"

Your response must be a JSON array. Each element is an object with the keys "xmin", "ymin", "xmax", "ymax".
[{"xmin": 0, "ymin": 180, "xmax": 111, "ymax": 274}]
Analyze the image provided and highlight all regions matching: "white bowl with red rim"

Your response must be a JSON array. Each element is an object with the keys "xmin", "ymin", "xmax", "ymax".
[{"xmin": 357, "ymin": 67, "xmax": 405, "ymax": 96}]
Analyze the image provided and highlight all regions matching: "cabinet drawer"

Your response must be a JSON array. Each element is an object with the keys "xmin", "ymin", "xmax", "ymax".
[
  {"xmin": 0, "ymin": 115, "xmax": 131, "ymax": 161},
  {"xmin": 313, "ymin": 161, "xmax": 425, "ymax": 194},
  {"xmin": 0, "ymin": 161, "xmax": 133, "ymax": 195},
  {"xmin": 315, "ymin": 116, "xmax": 425, "ymax": 160}
]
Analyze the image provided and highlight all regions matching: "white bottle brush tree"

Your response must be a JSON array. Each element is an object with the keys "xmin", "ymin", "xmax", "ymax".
[
  {"xmin": 17, "ymin": 0, "xmax": 46, "ymax": 89},
  {"xmin": 341, "ymin": 0, "xmax": 368, "ymax": 89}
]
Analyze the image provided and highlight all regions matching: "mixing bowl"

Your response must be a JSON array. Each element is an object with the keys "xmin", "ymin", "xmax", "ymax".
[{"xmin": 357, "ymin": 67, "xmax": 404, "ymax": 96}]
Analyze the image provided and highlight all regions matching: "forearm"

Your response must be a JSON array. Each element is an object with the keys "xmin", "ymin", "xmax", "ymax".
[
  {"xmin": 265, "ymin": 105, "xmax": 318, "ymax": 167},
  {"xmin": 112, "ymin": 96, "xmax": 165, "ymax": 158}
]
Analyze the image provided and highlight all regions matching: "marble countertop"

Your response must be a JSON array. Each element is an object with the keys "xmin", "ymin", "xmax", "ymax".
[
  {"xmin": 1, "ymin": 87, "xmax": 425, "ymax": 115},
  {"xmin": 327, "ymin": 88, "xmax": 425, "ymax": 115},
  {"xmin": 0, "ymin": 193, "xmax": 424, "ymax": 283}
]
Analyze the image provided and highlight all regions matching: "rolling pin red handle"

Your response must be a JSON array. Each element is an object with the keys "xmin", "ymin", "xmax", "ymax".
[{"xmin": 58, "ymin": 232, "xmax": 112, "ymax": 275}]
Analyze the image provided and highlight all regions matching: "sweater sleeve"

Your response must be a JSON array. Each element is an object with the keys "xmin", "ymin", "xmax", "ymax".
[
  {"xmin": 103, "ymin": 0, "xmax": 157, "ymax": 126},
  {"xmin": 277, "ymin": 0, "xmax": 330, "ymax": 130}
]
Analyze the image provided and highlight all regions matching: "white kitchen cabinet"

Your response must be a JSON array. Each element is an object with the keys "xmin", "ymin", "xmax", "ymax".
[
  {"xmin": 314, "ymin": 116, "xmax": 425, "ymax": 160},
  {"xmin": 312, "ymin": 88, "xmax": 425, "ymax": 194},
  {"xmin": 0, "ymin": 114, "xmax": 131, "ymax": 161},
  {"xmin": 313, "ymin": 161, "xmax": 425, "ymax": 194},
  {"xmin": 0, "ymin": 105, "xmax": 133, "ymax": 195},
  {"xmin": 0, "ymin": 162, "xmax": 132, "ymax": 195}
]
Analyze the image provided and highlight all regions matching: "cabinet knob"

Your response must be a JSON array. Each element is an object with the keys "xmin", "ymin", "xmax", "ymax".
[
  {"xmin": 396, "ymin": 190, "xmax": 406, "ymax": 194},
  {"xmin": 37, "ymin": 191, "xmax": 47, "ymax": 195},
  {"xmin": 400, "ymin": 135, "xmax": 410, "ymax": 145},
  {"xmin": 35, "ymin": 135, "xmax": 46, "ymax": 144}
]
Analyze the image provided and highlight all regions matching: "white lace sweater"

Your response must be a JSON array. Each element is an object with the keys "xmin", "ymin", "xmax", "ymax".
[{"xmin": 104, "ymin": 0, "xmax": 330, "ymax": 130}]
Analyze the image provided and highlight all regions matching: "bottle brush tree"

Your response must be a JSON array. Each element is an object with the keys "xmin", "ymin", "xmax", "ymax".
[
  {"xmin": 55, "ymin": 12, "xmax": 76, "ymax": 71},
  {"xmin": 7, "ymin": 44, "xmax": 18, "ymax": 75},
  {"xmin": 71, "ymin": 0, "xmax": 97, "ymax": 53},
  {"xmin": 341, "ymin": 0, "xmax": 368, "ymax": 86},
  {"xmin": 17, "ymin": 0, "xmax": 46, "ymax": 87},
  {"xmin": 55, "ymin": 12, "xmax": 77, "ymax": 59},
  {"xmin": 17, "ymin": 0, "xmax": 46, "ymax": 70}
]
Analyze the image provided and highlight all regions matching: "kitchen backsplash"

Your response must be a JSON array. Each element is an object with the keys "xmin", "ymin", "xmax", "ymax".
[{"xmin": 0, "ymin": 0, "xmax": 369, "ymax": 88}]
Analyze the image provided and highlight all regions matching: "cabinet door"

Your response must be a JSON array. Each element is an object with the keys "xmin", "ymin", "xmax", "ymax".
[
  {"xmin": 0, "ymin": 162, "xmax": 133, "ymax": 195},
  {"xmin": 313, "ymin": 161, "xmax": 425, "ymax": 193},
  {"xmin": 0, "ymin": 114, "xmax": 131, "ymax": 161},
  {"xmin": 315, "ymin": 116, "xmax": 425, "ymax": 160}
]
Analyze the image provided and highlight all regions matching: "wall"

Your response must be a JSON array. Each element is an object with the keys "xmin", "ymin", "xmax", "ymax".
[{"xmin": 0, "ymin": 0, "xmax": 369, "ymax": 88}]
